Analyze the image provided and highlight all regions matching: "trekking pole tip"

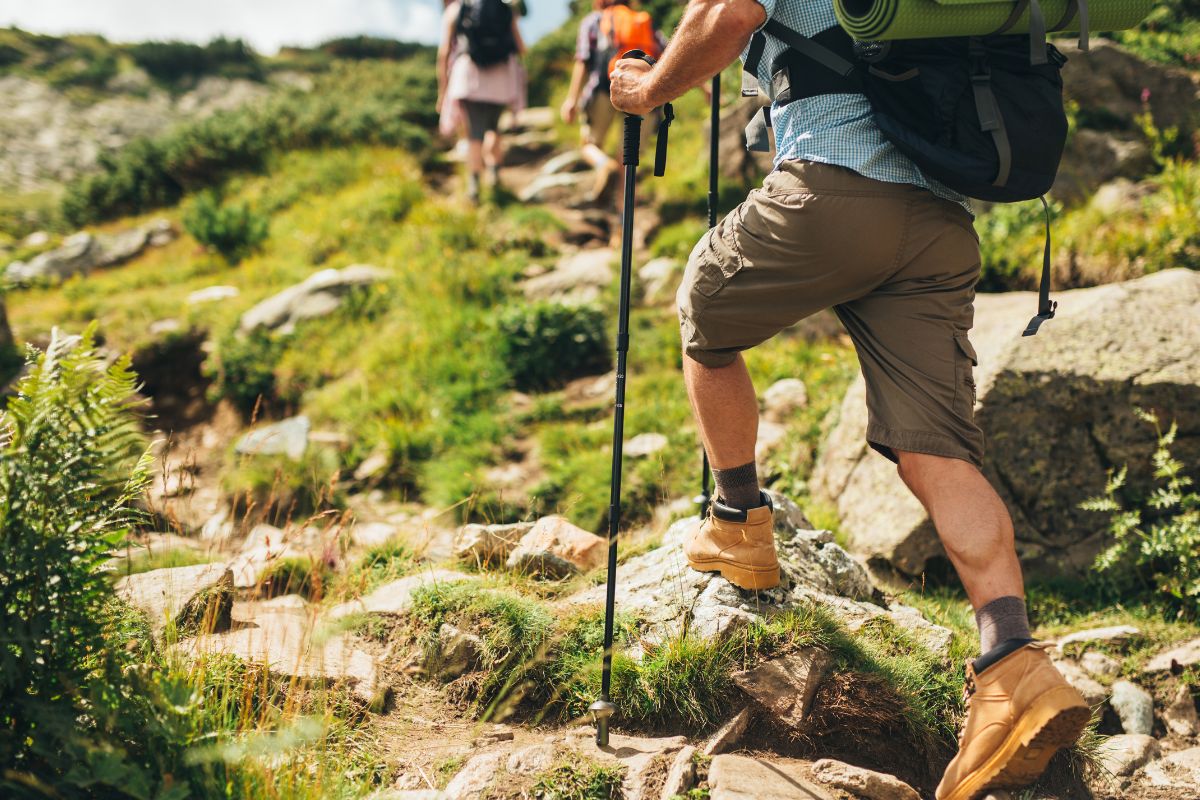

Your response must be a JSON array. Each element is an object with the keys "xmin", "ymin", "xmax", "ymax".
[{"xmin": 589, "ymin": 699, "xmax": 616, "ymax": 747}]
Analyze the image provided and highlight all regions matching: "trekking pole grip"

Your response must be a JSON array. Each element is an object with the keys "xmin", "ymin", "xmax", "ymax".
[{"xmin": 623, "ymin": 112, "xmax": 642, "ymax": 168}]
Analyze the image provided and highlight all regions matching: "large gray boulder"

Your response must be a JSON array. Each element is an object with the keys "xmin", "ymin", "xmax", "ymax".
[
  {"xmin": 116, "ymin": 562, "xmax": 233, "ymax": 637},
  {"xmin": 1058, "ymin": 39, "xmax": 1200, "ymax": 137},
  {"xmin": 239, "ymin": 265, "xmax": 387, "ymax": 334},
  {"xmin": 564, "ymin": 492, "xmax": 951, "ymax": 657},
  {"xmin": 812, "ymin": 269, "xmax": 1200, "ymax": 579},
  {"xmin": 5, "ymin": 220, "xmax": 174, "ymax": 285}
]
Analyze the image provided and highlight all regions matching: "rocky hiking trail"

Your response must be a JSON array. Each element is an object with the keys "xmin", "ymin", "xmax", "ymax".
[
  {"xmin": 44, "ymin": 84, "xmax": 1200, "ymax": 799},
  {"xmin": 98, "ymin": 103, "xmax": 1200, "ymax": 800}
]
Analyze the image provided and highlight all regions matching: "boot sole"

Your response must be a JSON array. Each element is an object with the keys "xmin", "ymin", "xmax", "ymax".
[
  {"xmin": 941, "ymin": 686, "xmax": 1091, "ymax": 800},
  {"xmin": 686, "ymin": 556, "xmax": 780, "ymax": 590}
]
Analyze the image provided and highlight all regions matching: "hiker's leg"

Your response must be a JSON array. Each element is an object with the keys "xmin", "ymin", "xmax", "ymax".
[
  {"xmin": 466, "ymin": 139, "xmax": 485, "ymax": 174},
  {"xmin": 483, "ymin": 130, "xmax": 502, "ymax": 169},
  {"xmin": 894, "ymin": 451, "xmax": 1025, "ymax": 609},
  {"xmin": 682, "ymin": 353, "xmax": 757, "ymax": 470}
]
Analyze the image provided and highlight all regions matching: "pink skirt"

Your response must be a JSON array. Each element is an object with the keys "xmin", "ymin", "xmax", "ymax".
[{"xmin": 440, "ymin": 53, "xmax": 527, "ymax": 138}]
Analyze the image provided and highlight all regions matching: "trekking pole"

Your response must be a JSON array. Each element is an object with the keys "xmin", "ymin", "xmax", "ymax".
[
  {"xmin": 590, "ymin": 50, "xmax": 672, "ymax": 749},
  {"xmin": 697, "ymin": 73, "xmax": 720, "ymax": 517}
]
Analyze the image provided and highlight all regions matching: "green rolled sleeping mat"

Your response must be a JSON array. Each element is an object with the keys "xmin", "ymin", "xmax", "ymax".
[{"xmin": 833, "ymin": 0, "xmax": 1155, "ymax": 41}]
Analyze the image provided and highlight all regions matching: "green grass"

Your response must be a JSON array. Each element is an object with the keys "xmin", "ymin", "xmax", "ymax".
[
  {"xmin": 531, "ymin": 761, "xmax": 626, "ymax": 800},
  {"xmin": 116, "ymin": 545, "xmax": 215, "ymax": 576},
  {"xmin": 330, "ymin": 538, "xmax": 418, "ymax": 600}
]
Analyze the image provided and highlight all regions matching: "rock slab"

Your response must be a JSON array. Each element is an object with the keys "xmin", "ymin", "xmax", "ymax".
[
  {"xmin": 707, "ymin": 755, "xmax": 834, "ymax": 800},
  {"xmin": 813, "ymin": 270, "xmax": 1200, "ymax": 578},
  {"xmin": 811, "ymin": 758, "xmax": 921, "ymax": 800},
  {"xmin": 732, "ymin": 648, "xmax": 832, "ymax": 731},
  {"xmin": 505, "ymin": 515, "xmax": 607, "ymax": 578},
  {"xmin": 1110, "ymin": 680, "xmax": 1155, "ymax": 735},
  {"xmin": 116, "ymin": 562, "xmax": 233, "ymax": 636}
]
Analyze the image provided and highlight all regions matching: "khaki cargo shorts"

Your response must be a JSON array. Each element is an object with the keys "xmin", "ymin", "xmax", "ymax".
[{"xmin": 678, "ymin": 159, "xmax": 985, "ymax": 466}]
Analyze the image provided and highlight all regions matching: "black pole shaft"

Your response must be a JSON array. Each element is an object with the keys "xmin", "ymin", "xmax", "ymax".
[
  {"xmin": 597, "ymin": 112, "xmax": 642, "ymax": 748},
  {"xmin": 700, "ymin": 73, "xmax": 720, "ymax": 513}
]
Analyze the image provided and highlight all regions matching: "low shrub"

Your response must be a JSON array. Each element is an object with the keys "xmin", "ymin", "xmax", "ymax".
[
  {"xmin": 531, "ymin": 761, "xmax": 626, "ymax": 800},
  {"xmin": 62, "ymin": 57, "xmax": 438, "ymax": 225},
  {"xmin": 184, "ymin": 191, "xmax": 269, "ymax": 263},
  {"xmin": 128, "ymin": 37, "xmax": 263, "ymax": 86},
  {"xmin": 1086, "ymin": 409, "xmax": 1200, "ymax": 618},
  {"xmin": 496, "ymin": 301, "xmax": 611, "ymax": 392},
  {"xmin": 206, "ymin": 328, "xmax": 293, "ymax": 418}
]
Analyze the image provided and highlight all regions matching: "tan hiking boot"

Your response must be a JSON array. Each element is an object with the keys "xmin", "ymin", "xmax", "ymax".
[
  {"xmin": 683, "ymin": 494, "xmax": 780, "ymax": 590},
  {"xmin": 936, "ymin": 642, "xmax": 1091, "ymax": 800}
]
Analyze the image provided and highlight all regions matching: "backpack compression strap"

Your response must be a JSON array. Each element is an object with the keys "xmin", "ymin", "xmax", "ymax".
[{"xmin": 1022, "ymin": 196, "xmax": 1057, "ymax": 336}]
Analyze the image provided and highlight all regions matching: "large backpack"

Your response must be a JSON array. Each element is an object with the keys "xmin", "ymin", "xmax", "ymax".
[
  {"xmin": 743, "ymin": 5, "xmax": 1089, "ymax": 334},
  {"xmin": 458, "ymin": 0, "xmax": 517, "ymax": 68},
  {"xmin": 595, "ymin": 4, "xmax": 662, "ymax": 87}
]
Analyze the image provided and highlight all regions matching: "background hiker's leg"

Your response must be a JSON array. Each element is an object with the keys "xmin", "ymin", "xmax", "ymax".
[
  {"xmin": 484, "ymin": 130, "xmax": 502, "ymax": 172},
  {"xmin": 894, "ymin": 451, "xmax": 1025, "ymax": 610},
  {"xmin": 683, "ymin": 353, "xmax": 757, "ymax": 471}
]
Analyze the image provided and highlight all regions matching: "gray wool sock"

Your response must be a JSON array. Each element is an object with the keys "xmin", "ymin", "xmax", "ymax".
[
  {"xmin": 975, "ymin": 595, "xmax": 1032, "ymax": 654},
  {"xmin": 712, "ymin": 461, "xmax": 762, "ymax": 511}
]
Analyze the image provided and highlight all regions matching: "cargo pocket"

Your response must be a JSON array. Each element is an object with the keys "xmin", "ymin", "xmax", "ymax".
[
  {"xmin": 689, "ymin": 204, "xmax": 747, "ymax": 299},
  {"xmin": 953, "ymin": 333, "xmax": 978, "ymax": 417}
]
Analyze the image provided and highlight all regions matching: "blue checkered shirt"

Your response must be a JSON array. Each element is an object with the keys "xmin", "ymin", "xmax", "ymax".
[{"xmin": 747, "ymin": 0, "xmax": 970, "ymax": 211}]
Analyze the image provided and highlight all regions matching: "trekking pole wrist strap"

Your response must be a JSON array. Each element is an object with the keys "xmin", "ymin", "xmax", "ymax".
[{"xmin": 619, "ymin": 49, "xmax": 671, "ymax": 177}]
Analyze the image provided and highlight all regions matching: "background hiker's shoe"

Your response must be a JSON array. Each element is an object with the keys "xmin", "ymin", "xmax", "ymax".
[
  {"xmin": 683, "ymin": 493, "xmax": 780, "ymax": 590},
  {"xmin": 588, "ymin": 160, "xmax": 618, "ymax": 203},
  {"xmin": 936, "ymin": 642, "xmax": 1091, "ymax": 800}
]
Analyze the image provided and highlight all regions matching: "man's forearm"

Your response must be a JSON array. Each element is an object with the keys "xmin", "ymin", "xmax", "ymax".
[{"xmin": 641, "ymin": 0, "xmax": 765, "ymax": 107}]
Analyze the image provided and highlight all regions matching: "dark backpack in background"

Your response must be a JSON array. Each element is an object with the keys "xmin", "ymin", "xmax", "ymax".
[{"xmin": 458, "ymin": 0, "xmax": 517, "ymax": 67}]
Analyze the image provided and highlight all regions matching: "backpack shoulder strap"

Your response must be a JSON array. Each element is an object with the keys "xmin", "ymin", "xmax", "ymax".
[{"xmin": 763, "ymin": 19, "xmax": 856, "ymax": 77}]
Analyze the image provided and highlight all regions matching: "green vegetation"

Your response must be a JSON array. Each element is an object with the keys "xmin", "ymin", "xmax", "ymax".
[
  {"xmin": 531, "ymin": 761, "xmax": 626, "ymax": 800},
  {"xmin": 118, "ymin": 545, "xmax": 215, "ymax": 576},
  {"xmin": 127, "ymin": 37, "xmax": 262, "ymax": 85},
  {"xmin": 331, "ymin": 538, "xmax": 418, "ymax": 599},
  {"xmin": 1113, "ymin": 0, "xmax": 1200, "ymax": 69},
  {"xmin": 496, "ymin": 301, "xmax": 611, "ymax": 391},
  {"xmin": 184, "ymin": 191, "xmax": 270, "ymax": 264},
  {"xmin": 1087, "ymin": 409, "xmax": 1200, "ymax": 618},
  {"xmin": 0, "ymin": 331, "xmax": 156, "ymax": 791},
  {"xmin": 62, "ymin": 56, "xmax": 438, "ymax": 225}
]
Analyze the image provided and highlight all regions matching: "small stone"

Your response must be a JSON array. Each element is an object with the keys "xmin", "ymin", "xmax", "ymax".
[
  {"xmin": 1052, "ymin": 659, "xmax": 1107, "ymax": 707},
  {"xmin": 1097, "ymin": 733, "xmax": 1160, "ymax": 777},
  {"xmin": 1143, "ymin": 745, "xmax": 1200, "ymax": 788},
  {"xmin": 235, "ymin": 415, "xmax": 310, "ymax": 461},
  {"xmin": 506, "ymin": 743, "xmax": 556, "ymax": 775},
  {"xmin": 755, "ymin": 419, "xmax": 787, "ymax": 463},
  {"xmin": 149, "ymin": 318, "xmax": 182, "ymax": 335},
  {"xmin": 187, "ymin": 285, "xmax": 240, "ymax": 305},
  {"xmin": 1057, "ymin": 625, "xmax": 1140, "ymax": 652},
  {"xmin": 1080, "ymin": 650, "xmax": 1122, "ymax": 679},
  {"xmin": 702, "ymin": 707, "xmax": 752, "ymax": 756},
  {"xmin": 454, "ymin": 521, "xmax": 534, "ymax": 565},
  {"xmin": 505, "ymin": 516, "xmax": 607, "ymax": 578},
  {"xmin": 625, "ymin": 432, "xmax": 669, "ymax": 458},
  {"xmin": 427, "ymin": 623, "xmax": 482, "ymax": 680},
  {"xmin": 521, "ymin": 248, "xmax": 613, "ymax": 303},
  {"xmin": 1110, "ymin": 679, "xmax": 1154, "ymax": 735},
  {"xmin": 353, "ymin": 448, "xmax": 390, "ymax": 481},
  {"xmin": 442, "ymin": 748, "xmax": 504, "ymax": 798},
  {"xmin": 731, "ymin": 648, "xmax": 832, "ymax": 731},
  {"xmin": 762, "ymin": 378, "xmax": 808, "ymax": 422},
  {"xmin": 638, "ymin": 256, "xmax": 682, "ymax": 305},
  {"xmin": 811, "ymin": 758, "xmax": 920, "ymax": 800},
  {"xmin": 1145, "ymin": 637, "xmax": 1200, "ymax": 673},
  {"xmin": 350, "ymin": 522, "xmax": 398, "ymax": 549},
  {"xmin": 539, "ymin": 149, "xmax": 587, "ymax": 176},
  {"xmin": 1164, "ymin": 683, "xmax": 1199, "ymax": 737},
  {"xmin": 659, "ymin": 745, "xmax": 697, "ymax": 800}
]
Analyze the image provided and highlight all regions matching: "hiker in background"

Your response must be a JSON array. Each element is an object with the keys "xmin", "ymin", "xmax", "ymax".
[
  {"xmin": 560, "ymin": 0, "xmax": 666, "ymax": 211},
  {"xmin": 608, "ymin": 1, "xmax": 1089, "ymax": 798},
  {"xmin": 438, "ymin": 0, "xmax": 528, "ymax": 202}
]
